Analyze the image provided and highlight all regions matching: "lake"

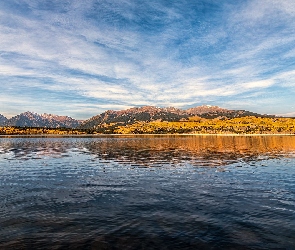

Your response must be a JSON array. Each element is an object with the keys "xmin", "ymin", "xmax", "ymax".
[{"xmin": 0, "ymin": 135, "xmax": 294, "ymax": 249}]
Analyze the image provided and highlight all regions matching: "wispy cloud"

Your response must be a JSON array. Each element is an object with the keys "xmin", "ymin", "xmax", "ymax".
[{"xmin": 1, "ymin": 0, "xmax": 295, "ymax": 119}]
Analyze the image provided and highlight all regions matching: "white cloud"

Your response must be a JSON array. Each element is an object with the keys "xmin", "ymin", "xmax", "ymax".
[
  {"xmin": 277, "ymin": 111, "xmax": 295, "ymax": 117},
  {"xmin": 1, "ymin": 0, "xmax": 295, "ymax": 118},
  {"xmin": 243, "ymin": 80, "xmax": 274, "ymax": 89}
]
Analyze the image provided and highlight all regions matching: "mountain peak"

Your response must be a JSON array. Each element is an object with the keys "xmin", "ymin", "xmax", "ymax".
[
  {"xmin": 80, "ymin": 105, "xmax": 276, "ymax": 130},
  {"xmin": 0, "ymin": 114, "xmax": 8, "ymax": 126},
  {"xmin": 19, "ymin": 111, "xmax": 36, "ymax": 116},
  {"xmin": 3, "ymin": 112, "xmax": 81, "ymax": 128},
  {"xmin": 186, "ymin": 105, "xmax": 227, "ymax": 115},
  {"xmin": 1, "ymin": 105, "xmax": 277, "ymax": 129}
]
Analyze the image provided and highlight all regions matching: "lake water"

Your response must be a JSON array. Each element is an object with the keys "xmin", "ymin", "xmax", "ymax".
[{"xmin": 0, "ymin": 135, "xmax": 294, "ymax": 249}]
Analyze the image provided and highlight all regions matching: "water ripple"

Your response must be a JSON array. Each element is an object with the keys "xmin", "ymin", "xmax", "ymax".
[{"xmin": 0, "ymin": 136, "xmax": 295, "ymax": 249}]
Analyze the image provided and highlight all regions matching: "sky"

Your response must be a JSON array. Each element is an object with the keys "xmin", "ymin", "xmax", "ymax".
[{"xmin": 1, "ymin": 0, "xmax": 295, "ymax": 120}]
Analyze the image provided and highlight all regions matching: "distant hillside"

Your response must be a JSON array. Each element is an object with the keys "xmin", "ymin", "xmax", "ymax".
[
  {"xmin": 3, "ymin": 111, "xmax": 81, "ymax": 128},
  {"xmin": 80, "ymin": 105, "xmax": 275, "ymax": 130},
  {"xmin": 0, "ymin": 106, "xmax": 278, "ymax": 130},
  {"xmin": 79, "ymin": 106, "xmax": 189, "ymax": 129},
  {"xmin": 186, "ymin": 105, "xmax": 274, "ymax": 119},
  {"xmin": 0, "ymin": 114, "xmax": 8, "ymax": 126}
]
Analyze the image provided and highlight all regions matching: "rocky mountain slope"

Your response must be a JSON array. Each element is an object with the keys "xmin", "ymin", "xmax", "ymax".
[
  {"xmin": 3, "ymin": 111, "xmax": 81, "ymax": 128},
  {"xmin": 79, "ymin": 106, "xmax": 189, "ymax": 129},
  {"xmin": 0, "ymin": 106, "xmax": 276, "ymax": 129},
  {"xmin": 185, "ymin": 105, "xmax": 272, "ymax": 119},
  {"xmin": 80, "ymin": 105, "xmax": 275, "ymax": 129},
  {"xmin": 0, "ymin": 114, "xmax": 8, "ymax": 126}
]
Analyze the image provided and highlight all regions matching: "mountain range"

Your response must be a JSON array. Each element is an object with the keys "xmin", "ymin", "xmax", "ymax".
[
  {"xmin": 79, "ymin": 105, "xmax": 276, "ymax": 130},
  {"xmin": 0, "ymin": 111, "xmax": 81, "ymax": 128},
  {"xmin": 0, "ymin": 105, "xmax": 277, "ymax": 129},
  {"xmin": 0, "ymin": 114, "xmax": 8, "ymax": 125}
]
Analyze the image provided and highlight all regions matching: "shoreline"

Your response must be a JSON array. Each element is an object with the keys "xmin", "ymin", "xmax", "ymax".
[{"xmin": 0, "ymin": 133, "xmax": 295, "ymax": 138}]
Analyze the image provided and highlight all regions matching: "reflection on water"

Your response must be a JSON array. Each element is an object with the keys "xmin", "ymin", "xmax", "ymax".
[
  {"xmin": 0, "ymin": 135, "xmax": 295, "ymax": 249},
  {"xmin": 2, "ymin": 135, "xmax": 295, "ymax": 166}
]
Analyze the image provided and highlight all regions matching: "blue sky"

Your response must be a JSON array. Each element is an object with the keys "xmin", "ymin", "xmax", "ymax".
[{"xmin": 1, "ymin": 0, "xmax": 295, "ymax": 119}]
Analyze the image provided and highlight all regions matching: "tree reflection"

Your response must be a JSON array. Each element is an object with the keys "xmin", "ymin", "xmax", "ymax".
[{"xmin": 1, "ymin": 136, "xmax": 294, "ymax": 167}]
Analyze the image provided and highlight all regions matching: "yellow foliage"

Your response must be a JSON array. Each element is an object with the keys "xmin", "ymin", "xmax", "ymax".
[
  {"xmin": 1, "ymin": 116, "xmax": 295, "ymax": 135},
  {"xmin": 0, "ymin": 127, "xmax": 87, "ymax": 135},
  {"xmin": 113, "ymin": 116, "xmax": 295, "ymax": 134}
]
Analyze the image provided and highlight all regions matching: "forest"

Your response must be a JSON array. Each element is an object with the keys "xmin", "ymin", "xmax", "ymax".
[
  {"xmin": 1, "ymin": 116, "xmax": 295, "ymax": 135},
  {"xmin": 114, "ymin": 116, "xmax": 295, "ymax": 134},
  {"xmin": 0, "ymin": 127, "xmax": 87, "ymax": 135}
]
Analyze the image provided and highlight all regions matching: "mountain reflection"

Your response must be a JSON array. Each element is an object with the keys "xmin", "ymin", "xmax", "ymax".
[{"xmin": 1, "ymin": 135, "xmax": 295, "ymax": 167}]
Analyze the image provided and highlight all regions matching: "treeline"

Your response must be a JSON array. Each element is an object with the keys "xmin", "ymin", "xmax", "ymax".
[
  {"xmin": 0, "ymin": 127, "xmax": 88, "ymax": 135},
  {"xmin": 114, "ymin": 116, "xmax": 295, "ymax": 134},
  {"xmin": 1, "ymin": 116, "xmax": 295, "ymax": 135}
]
